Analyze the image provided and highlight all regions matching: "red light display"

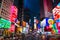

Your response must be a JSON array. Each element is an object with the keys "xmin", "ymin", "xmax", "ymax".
[
  {"xmin": 53, "ymin": 6, "xmax": 60, "ymax": 20},
  {"xmin": 44, "ymin": 26, "xmax": 52, "ymax": 31},
  {"xmin": 9, "ymin": 6, "xmax": 18, "ymax": 32},
  {"xmin": 9, "ymin": 24, "xmax": 15, "ymax": 32},
  {"xmin": 56, "ymin": 22, "xmax": 60, "ymax": 30},
  {"xmin": 54, "ymin": 14, "xmax": 60, "ymax": 20},
  {"xmin": 10, "ymin": 6, "xmax": 18, "ymax": 22}
]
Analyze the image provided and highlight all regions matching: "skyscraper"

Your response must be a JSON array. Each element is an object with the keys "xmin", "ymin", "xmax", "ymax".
[
  {"xmin": 0, "ymin": 0, "xmax": 14, "ymax": 20},
  {"xmin": 43, "ymin": 0, "xmax": 53, "ymax": 17},
  {"xmin": 40, "ymin": 0, "xmax": 45, "ymax": 20}
]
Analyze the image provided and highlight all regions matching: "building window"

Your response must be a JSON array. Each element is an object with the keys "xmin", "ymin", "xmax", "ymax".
[{"xmin": 0, "ymin": 0, "xmax": 2, "ymax": 8}]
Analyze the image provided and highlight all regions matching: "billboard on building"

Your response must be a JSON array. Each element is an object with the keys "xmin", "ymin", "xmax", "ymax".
[
  {"xmin": 0, "ymin": 18, "xmax": 11, "ymax": 28},
  {"xmin": 10, "ymin": 5, "xmax": 18, "ymax": 23},
  {"xmin": 53, "ymin": 3, "xmax": 60, "ymax": 20}
]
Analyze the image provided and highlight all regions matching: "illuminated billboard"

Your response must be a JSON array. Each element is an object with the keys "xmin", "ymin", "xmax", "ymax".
[
  {"xmin": 52, "ymin": 3, "xmax": 60, "ymax": 20},
  {"xmin": 9, "ymin": 24, "xmax": 15, "ymax": 32},
  {"xmin": 10, "ymin": 6, "xmax": 18, "ymax": 22},
  {"xmin": 0, "ymin": 18, "xmax": 11, "ymax": 28},
  {"xmin": 52, "ymin": 3, "xmax": 60, "ymax": 33}
]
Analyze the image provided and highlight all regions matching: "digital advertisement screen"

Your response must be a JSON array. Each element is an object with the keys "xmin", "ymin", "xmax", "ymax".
[{"xmin": 0, "ymin": 18, "xmax": 11, "ymax": 28}]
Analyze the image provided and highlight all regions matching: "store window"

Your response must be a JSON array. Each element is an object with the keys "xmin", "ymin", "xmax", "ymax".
[{"xmin": 0, "ymin": 0, "xmax": 2, "ymax": 8}]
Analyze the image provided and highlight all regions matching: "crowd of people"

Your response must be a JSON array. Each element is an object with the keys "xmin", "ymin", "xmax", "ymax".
[
  {"xmin": 0, "ymin": 31, "xmax": 60, "ymax": 40},
  {"xmin": 0, "ymin": 31, "xmax": 47, "ymax": 40}
]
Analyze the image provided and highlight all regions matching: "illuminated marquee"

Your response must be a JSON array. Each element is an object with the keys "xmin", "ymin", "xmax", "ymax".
[
  {"xmin": 53, "ymin": 6, "xmax": 60, "ymax": 20},
  {"xmin": 52, "ymin": 3, "xmax": 60, "ymax": 33},
  {"xmin": 10, "ymin": 6, "xmax": 18, "ymax": 22},
  {"xmin": 53, "ymin": 3, "xmax": 60, "ymax": 20},
  {"xmin": 9, "ymin": 24, "xmax": 15, "ymax": 32},
  {"xmin": 9, "ymin": 5, "xmax": 18, "ymax": 32},
  {"xmin": 0, "ymin": 18, "xmax": 11, "ymax": 28}
]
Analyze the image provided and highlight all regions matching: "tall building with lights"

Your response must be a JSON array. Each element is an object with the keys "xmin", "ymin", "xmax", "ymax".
[
  {"xmin": 43, "ymin": 0, "xmax": 53, "ymax": 17},
  {"xmin": 40, "ymin": 0, "xmax": 53, "ymax": 20},
  {"xmin": 0, "ymin": 0, "xmax": 14, "ymax": 20},
  {"xmin": 43, "ymin": 0, "xmax": 60, "ymax": 18}
]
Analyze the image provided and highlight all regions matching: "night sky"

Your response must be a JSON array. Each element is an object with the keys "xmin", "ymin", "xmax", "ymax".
[
  {"xmin": 14, "ymin": 0, "xmax": 40, "ymax": 20},
  {"xmin": 24, "ymin": 0, "xmax": 40, "ymax": 14}
]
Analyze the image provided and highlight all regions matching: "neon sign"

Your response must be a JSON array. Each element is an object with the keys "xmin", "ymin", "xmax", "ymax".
[
  {"xmin": 0, "ymin": 18, "xmax": 11, "ymax": 28},
  {"xmin": 53, "ymin": 3, "xmax": 60, "ymax": 20},
  {"xmin": 10, "ymin": 6, "xmax": 18, "ymax": 22}
]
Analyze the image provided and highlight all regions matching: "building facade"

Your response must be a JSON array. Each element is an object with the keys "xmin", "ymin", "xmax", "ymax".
[
  {"xmin": 43, "ymin": 0, "xmax": 60, "ymax": 18},
  {"xmin": 0, "ymin": 0, "xmax": 14, "ymax": 20},
  {"xmin": 40, "ymin": 0, "xmax": 45, "ymax": 20},
  {"xmin": 43, "ymin": 0, "xmax": 53, "ymax": 18}
]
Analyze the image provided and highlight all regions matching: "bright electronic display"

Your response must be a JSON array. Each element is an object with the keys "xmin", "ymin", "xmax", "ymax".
[
  {"xmin": 56, "ymin": 18, "xmax": 60, "ymax": 22},
  {"xmin": 52, "ymin": 3, "xmax": 60, "ymax": 34},
  {"xmin": 0, "ymin": 18, "xmax": 11, "ymax": 28},
  {"xmin": 9, "ymin": 24, "xmax": 15, "ymax": 32},
  {"xmin": 57, "ymin": 3, "xmax": 60, "ymax": 6},
  {"xmin": 53, "ymin": 3, "xmax": 60, "ymax": 20},
  {"xmin": 46, "ymin": 18, "xmax": 49, "ymax": 26},
  {"xmin": 37, "ymin": 23, "xmax": 41, "ymax": 29},
  {"xmin": 10, "ymin": 6, "xmax": 18, "ymax": 22}
]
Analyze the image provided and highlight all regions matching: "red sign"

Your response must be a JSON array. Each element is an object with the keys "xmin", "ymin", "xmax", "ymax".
[
  {"xmin": 53, "ymin": 6, "xmax": 60, "ymax": 20},
  {"xmin": 10, "ymin": 6, "xmax": 18, "ymax": 22},
  {"xmin": 54, "ymin": 14, "xmax": 60, "ymax": 20},
  {"xmin": 56, "ymin": 22, "xmax": 60, "ymax": 30},
  {"xmin": 9, "ymin": 24, "xmax": 15, "ymax": 32}
]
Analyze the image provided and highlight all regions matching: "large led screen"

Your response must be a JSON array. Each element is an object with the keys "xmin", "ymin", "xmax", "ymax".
[{"xmin": 0, "ymin": 18, "xmax": 11, "ymax": 28}]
